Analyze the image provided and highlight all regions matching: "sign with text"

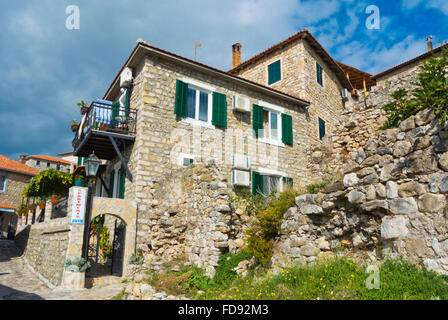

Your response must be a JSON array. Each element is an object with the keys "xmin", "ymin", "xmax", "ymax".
[{"xmin": 71, "ymin": 187, "xmax": 87, "ymax": 224}]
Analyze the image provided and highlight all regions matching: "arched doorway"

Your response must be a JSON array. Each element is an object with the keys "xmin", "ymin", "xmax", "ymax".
[{"xmin": 86, "ymin": 214, "xmax": 126, "ymax": 278}]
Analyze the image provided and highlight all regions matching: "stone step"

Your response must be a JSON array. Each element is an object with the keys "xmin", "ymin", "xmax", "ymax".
[{"xmin": 85, "ymin": 275, "xmax": 123, "ymax": 288}]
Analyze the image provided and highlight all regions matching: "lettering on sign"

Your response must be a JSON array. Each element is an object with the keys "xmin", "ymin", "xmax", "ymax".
[{"xmin": 71, "ymin": 187, "xmax": 87, "ymax": 224}]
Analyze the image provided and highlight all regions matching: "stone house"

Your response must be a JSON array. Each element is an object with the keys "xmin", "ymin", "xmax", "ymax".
[
  {"xmin": 72, "ymin": 29, "xmax": 355, "ymax": 204},
  {"xmin": 19, "ymin": 154, "xmax": 75, "ymax": 173},
  {"xmin": 0, "ymin": 154, "xmax": 39, "ymax": 238}
]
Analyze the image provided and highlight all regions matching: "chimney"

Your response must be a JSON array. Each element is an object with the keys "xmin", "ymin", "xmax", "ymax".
[
  {"xmin": 232, "ymin": 43, "xmax": 242, "ymax": 68},
  {"xmin": 19, "ymin": 155, "xmax": 28, "ymax": 164},
  {"xmin": 426, "ymin": 36, "xmax": 433, "ymax": 52}
]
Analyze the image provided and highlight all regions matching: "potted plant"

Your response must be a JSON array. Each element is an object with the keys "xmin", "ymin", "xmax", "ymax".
[
  {"xmin": 62, "ymin": 257, "xmax": 91, "ymax": 290},
  {"xmin": 29, "ymin": 207, "xmax": 35, "ymax": 214},
  {"xmin": 38, "ymin": 199, "xmax": 46, "ymax": 210},
  {"xmin": 71, "ymin": 120, "xmax": 79, "ymax": 132},
  {"xmin": 51, "ymin": 195, "xmax": 59, "ymax": 204},
  {"xmin": 74, "ymin": 174, "xmax": 84, "ymax": 187},
  {"xmin": 77, "ymin": 100, "xmax": 89, "ymax": 115}
]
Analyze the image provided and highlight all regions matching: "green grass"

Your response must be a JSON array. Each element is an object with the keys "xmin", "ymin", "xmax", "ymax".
[
  {"xmin": 129, "ymin": 253, "xmax": 448, "ymax": 300},
  {"xmin": 195, "ymin": 256, "xmax": 448, "ymax": 300}
]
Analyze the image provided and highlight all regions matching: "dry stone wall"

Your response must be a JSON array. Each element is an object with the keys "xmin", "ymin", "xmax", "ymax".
[
  {"xmin": 275, "ymin": 108, "xmax": 448, "ymax": 274},
  {"xmin": 136, "ymin": 160, "xmax": 248, "ymax": 277}
]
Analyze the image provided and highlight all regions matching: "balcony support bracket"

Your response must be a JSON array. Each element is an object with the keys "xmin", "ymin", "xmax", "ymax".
[{"xmin": 108, "ymin": 136, "xmax": 133, "ymax": 182}]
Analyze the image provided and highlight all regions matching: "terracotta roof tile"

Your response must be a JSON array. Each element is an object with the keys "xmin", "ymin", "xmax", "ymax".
[
  {"xmin": 0, "ymin": 154, "xmax": 40, "ymax": 176},
  {"xmin": 0, "ymin": 203, "xmax": 16, "ymax": 210},
  {"xmin": 28, "ymin": 155, "xmax": 74, "ymax": 165}
]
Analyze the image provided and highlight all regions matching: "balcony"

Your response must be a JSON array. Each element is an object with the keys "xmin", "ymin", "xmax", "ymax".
[{"xmin": 72, "ymin": 100, "xmax": 137, "ymax": 160}]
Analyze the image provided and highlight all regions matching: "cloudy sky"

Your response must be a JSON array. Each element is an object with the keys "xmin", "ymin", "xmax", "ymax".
[{"xmin": 0, "ymin": 0, "xmax": 446, "ymax": 160}]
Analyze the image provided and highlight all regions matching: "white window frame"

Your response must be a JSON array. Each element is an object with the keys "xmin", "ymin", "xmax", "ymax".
[
  {"xmin": 112, "ymin": 161, "xmax": 122, "ymax": 199},
  {"xmin": 181, "ymin": 77, "xmax": 216, "ymax": 130},
  {"xmin": 0, "ymin": 173, "xmax": 8, "ymax": 193},
  {"xmin": 266, "ymin": 58, "xmax": 282, "ymax": 86},
  {"xmin": 258, "ymin": 101, "xmax": 285, "ymax": 147},
  {"xmin": 178, "ymin": 153, "xmax": 195, "ymax": 167},
  {"xmin": 258, "ymin": 167, "xmax": 286, "ymax": 196}
]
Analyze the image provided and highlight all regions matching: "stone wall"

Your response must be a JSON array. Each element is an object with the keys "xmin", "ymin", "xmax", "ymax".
[
  {"xmin": 15, "ymin": 217, "xmax": 71, "ymax": 287},
  {"xmin": 309, "ymin": 60, "xmax": 421, "ymax": 181},
  {"xmin": 0, "ymin": 170, "xmax": 31, "ymax": 208},
  {"xmin": 136, "ymin": 160, "xmax": 249, "ymax": 277},
  {"xmin": 233, "ymin": 38, "xmax": 348, "ymax": 160},
  {"xmin": 274, "ymin": 108, "xmax": 448, "ymax": 274}
]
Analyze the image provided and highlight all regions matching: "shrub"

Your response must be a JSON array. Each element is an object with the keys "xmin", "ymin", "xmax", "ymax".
[
  {"xmin": 381, "ymin": 44, "xmax": 448, "ymax": 129},
  {"xmin": 244, "ymin": 189, "xmax": 299, "ymax": 266},
  {"xmin": 213, "ymin": 252, "xmax": 253, "ymax": 287}
]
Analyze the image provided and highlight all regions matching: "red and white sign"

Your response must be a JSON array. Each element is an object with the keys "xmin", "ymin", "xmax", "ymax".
[{"xmin": 71, "ymin": 187, "xmax": 87, "ymax": 224}]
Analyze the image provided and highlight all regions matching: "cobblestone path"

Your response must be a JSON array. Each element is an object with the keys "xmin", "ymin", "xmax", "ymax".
[{"xmin": 0, "ymin": 240, "xmax": 124, "ymax": 300}]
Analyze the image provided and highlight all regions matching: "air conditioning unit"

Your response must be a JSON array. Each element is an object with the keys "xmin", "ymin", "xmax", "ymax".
[
  {"xmin": 232, "ymin": 170, "xmax": 250, "ymax": 187},
  {"xmin": 120, "ymin": 67, "xmax": 133, "ymax": 88},
  {"xmin": 232, "ymin": 154, "xmax": 250, "ymax": 170},
  {"xmin": 341, "ymin": 88, "xmax": 349, "ymax": 100},
  {"xmin": 233, "ymin": 95, "xmax": 251, "ymax": 113}
]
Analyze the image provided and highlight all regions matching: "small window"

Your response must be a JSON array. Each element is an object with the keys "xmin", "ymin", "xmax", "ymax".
[
  {"xmin": 183, "ymin": 157, "xmax": 194, "ymax": 166},
  {"xmin": 36, "ymin": 160, "xmax": 40, "ymax": 166},
  {"xmin": 319, "ymin": 117, "xmax": 326, "ymax": 140},
  {"xmin": 47, "ymin": 162, "xmax": 51, "ymax": 168},
  {"xmin": 56, "ymin": 164, "xmax": 61, "ymax": 171},
  {"xmin": 316, "ymin": 63, "xmax": 323, "ymax": 86},
  {"xmin": 268, "ymin": 60, "xmax": 281, "ymax": 85},
  {"xmin": 0, "ymin": 174, "xmax": 8, "ymax": 193}
]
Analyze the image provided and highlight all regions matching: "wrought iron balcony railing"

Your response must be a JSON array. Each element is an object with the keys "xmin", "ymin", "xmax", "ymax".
[{"xmin": 72, "ymin": 100, "xmax": 137, "ymax": 150}]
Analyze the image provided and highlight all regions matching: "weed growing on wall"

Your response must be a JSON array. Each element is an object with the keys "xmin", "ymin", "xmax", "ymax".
[{"xmin": 381, "ymin": 44, "xmax": 448, "ymax": 129}]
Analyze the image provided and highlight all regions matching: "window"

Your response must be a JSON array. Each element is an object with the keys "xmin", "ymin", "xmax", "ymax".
[
  {"xmin": 186, "ymin": 86, "xmax": 212, "ymax": 124},
  {"xmin": 36, "ymin": 160, "xmax": 40, "ymax": 166},
  {"xmin": 319, "ymin": 117, "xmax": 326, "ymax": 140},
  {"xmin": 268, "ymin": 60, "xmax": 281, "ymax": 85},
  {"xmin": 56, "ymin": 164, "xmax": 61, "ymax": 171},
  {"xmin": 47, "ymin": 162, "xmax": 51, "ymax": 168},
  {"xmin": 262, "ymin": 175, "xmax": 281, "ymax": 196},
  {"xmin": 261, "ymin": 109, "xmax": 280, "ymax": 141},
  {"xmin": 316, "ymin": 62, "xmax": 323, "ymax": 86},
  {"xmin": 252, "ymin": 170, "xmax": 285, "ymax": 197},
  {"xmin": 183, "ymin": 157, "xmax": 194, "ymax": 166},
  {"xmin": 0, "ymin": 174, "xmax": 7, "ymax": 193}
]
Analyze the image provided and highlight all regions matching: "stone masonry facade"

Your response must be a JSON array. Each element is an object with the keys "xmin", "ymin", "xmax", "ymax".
[
  {"xmin": 0, "ymin": 170, "xmax": 31, "ymax": 208},
  {"xmin": 232, "ymin": 37, "xmax": 350, "ymax": 171}
]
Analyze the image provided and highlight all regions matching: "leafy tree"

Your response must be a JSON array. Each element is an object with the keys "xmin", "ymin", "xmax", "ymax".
[
  {"xmin": 381, "ymin": 44, "xmax": 448, "ymax": 129},
  {"xmin": 22, "ymin": 169, "xmax": 73, "ymax": 200}
]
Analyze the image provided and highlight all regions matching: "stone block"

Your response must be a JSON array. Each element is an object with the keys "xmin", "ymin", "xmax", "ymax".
[
  {"xmin": 417, "ymin": 193, "xmax": 446, "ymax": 213},
  {"xmin": 381, "ymin": 217, "xmax": 408, "ymax": 239},
  {"xmin": 361, "ymin": 200, "xmax": 389, "ymax": 212},
  {"xmin": 386, "ymin": 181, "xmax": 399, "ymax": 199},
  {"xmin": 389, "ymin": 197, "xmax": 418, "ymax": 214},
  {"xmin": 343, "ymin": 173, "xmax": 359, "ymax": 187},
  {"xmin": 347, "ymin": 190, "xmax": 366, "ymax": 204},
  {"xmin": 399, "ymin": 116, "xmax": 415, "ymax": 132}
]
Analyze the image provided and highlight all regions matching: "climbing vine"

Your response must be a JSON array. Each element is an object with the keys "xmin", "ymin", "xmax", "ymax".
[{"xmin": 22, "ymin": 169, "xmax": 73, "ymax": 200}]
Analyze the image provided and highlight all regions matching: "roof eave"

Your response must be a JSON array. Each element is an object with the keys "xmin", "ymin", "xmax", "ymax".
[{"xmin": 104, "ymin": 43, "xmax": 310, "ymax": 107}]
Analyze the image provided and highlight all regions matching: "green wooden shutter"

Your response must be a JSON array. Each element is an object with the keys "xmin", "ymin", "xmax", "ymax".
[
  {"xmin": 125, "ymin": 88, "xmax": 130, "ymax": 117},
  {"xmin": 118, "ymin": 168, "xmax": 126, "ymax": 199},
  {"xmin": 252, "ymin": 171, "xmax": 264, "ymax": 197},
  {"xmin": 109, "ymin": 170, "xmax": 115, "ymax": 198},
  {"xmin": 77, "ymin": 157, "xmax": 82, "ymax": 166},
  {"xmin": 281, "ymin": 113, "xmax": 293, "ymax": 145},
  {"xmin": 317, "ymin": 63, "xmax": 323, "ymax": 86},
  {"xmin": 282, "ymin": 176, "xmax": 293, "ymax": 188},
  {"xmin": 112, "ymin": 101, "xmax": 120, "ymax": 127},
  {"xmin": 319, "ymin": 118, "xmax": 326, "ymax": 140},
  {"xmin": 212, "ymin": 92, "xmax": 227, "ymax": 127},
  {"xmin": 174, "ymin": 80, "xmax": 188, "ymax": 117},
  {"xmin": 252, "ymin": 104, "xmax": 264, "ymax": 137},
  {"xmin": 268, "ymin": 60, "xmax": 281, "ymax": 85}
]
